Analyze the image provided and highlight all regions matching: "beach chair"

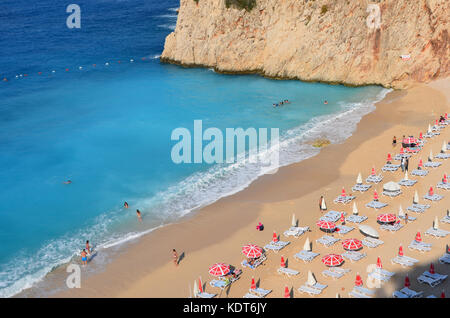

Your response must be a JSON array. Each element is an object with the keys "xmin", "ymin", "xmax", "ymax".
[
  {"xmin": 336, "ymin": 224, "xmax": 354, "ymax": 235},
  {"xmin": 391, "ymin": 256, "xmax": 416, "ymax": 267},
  {"xmin": 398, "ymin": 179, "xmax": 418, "ymax": 187},
  {"xmin": 277, "ymin": 267, "xmax": 299, "ymax": 277},
  {"xmin": 393, "ymin": 287, "xmax": 423, "ymax": 298},
  {"xmin": 249, "ymin": 287, "xmax": 271, "ymax": 298},
  {"xmin": 365, "ymin": 200, "xmax": 388, "ymax": 209},
  {"xmin": 320, "ymin": 211, "xmax": 344, "ymax": 223},
  {"xmin": 436, "ymin": 182, "xmax": 450, "ymax": 190},
  {"xmin": 425, "ymin": 227, "xmax": 450, "ymax": 238},
  {"xmin": 345, "ymin": 214, "xmax": 368, "ymax": 224},
  {"xmin": 243, "ymin": 292, "xmax": 260, "ymax": 298},
  {"xmin": 368, "ymin": 271, "xmax": 390, "ymax": 282},
  {"xmin": 297, "ymin": 285, "xmax": 322, "ymax": 296},
  {"xmin": 354, "ymin": 286, "xmax": 375, "ymax": 297},
  {"xmin": 264, "ymin": 240, "xmax": 290, "ymax": 253},
  {"xmin": 441, "ymin": 215, "xmax": 450, "ymax": 224},
  {"xmin": 393, "ymin": 290, "xmax": 409, "ymax": 298},
  {"xmin": 424, "ymin": 193, "xmax": 444, "ymax": 201},
  {"xmin": 382, "ymin": 164, "xmax": 400, "ymax": 172},
  {"xmin": 283, "ymin": 226, "xmax": 309, "ymax": 238},
  {"xmin": 435, "ymin": 153, "xmax": 450, "ymax": 159},
  {"xmin": 366, "ymin": 174, "xmax": 383, "ymax": 184},
  {"xmin": 438, "ymin": 253, "xmax": 450, "ymax": 264},
  {"xmin": 374, "ymin": 267, "xmax": 395, "ymax": 277},
  {"xmin": 424, "ymin": 162, "xmax": 442, "ymax": 168},
  {"xmin": 398, "ymin": 214, "xmax": 417, "ymax": 221},
  {"xmin": 394, "ymin": 154, "xmax": 411, "ymax": 161},
  {"xmin": 407, "ymin": 203, "xmax": 430, "ymax": 213},
  {"xmin": 196, "ymin": 291, "xmax": 217, "ymax": 298},
  {"xmin": 427, "ymin": 295, "xmax": 437, "ymax": 298},
  {"xmin": 209, "ymin": 279, "xmax": 231, "ymax": 290},
  {"xmin": 316, "ymin": 235, "xmax": 340, "ymax": 247},
  {"xmin": 380, "ymin": 222, "xmax": 403, "ymax": 232},
  {"xmin": 342, "ymin": 251, "xmax": 366, "ymax": 262},
  {"xmin": 417, "ymin": 274, "xmax": 444, "ymax": 287},
  {"xmin": 352, "ymin": 183, "xmax": 371, "ymax": 192},
  {"xmin": 411, "ymin": 169, "xmax": 429, "ymax": 177},
  {"xmin": 333, "ymin": 195, "xmax": 356, "ymax": 204},
  {"xmin": 362, "ymin": 237, "xmax": 384, "ymax": 248},
  {"xmin": 322, "ymin": 269, "xmax": 343, "ymax": 279},
  {"xmin": 241, "ymin": 254, "xmax": 267, "ymax": 269},
  {"xmin": 294, "ymin": 250, "xmax": 319, "ymax": 263},
  {"xmin": 408, "ymin": 240, "xmax": 432, "ymax": 252},
  {"xmin": 349, "ymin": 289, "xmax": 372, "ymax": 298}
]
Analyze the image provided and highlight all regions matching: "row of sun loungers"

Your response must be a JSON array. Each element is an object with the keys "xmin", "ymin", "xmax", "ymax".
[
  {"xmin": 294, "ymin": 250, "xmax": 319, "ymax": 263},
  {"xmin": 411, "ymin": 169, "xmax": 429, "ymax": 177},
  {"xmin": 407, "ymin": 203, "xmax": 430, "ymax": 213},
  {"xmin": 439, "ymin": 253, "xmax": 450, "ymax": 264},
  {"xmin": 333, "ymin": 195, "xmax": 355, "ymax": 204},
  {"xmin": 424, "ymin": 193, "xmax": 444, "ymax": 201},
  {"xmin": 264, "ymin": 240, "xmax": 290, "ymax": 253},
  {"xmin": 320, "ymin": 210, "xmax": 345, "ymax": 222},
  {"xmin": 342, "ymin": 251, "xmax": 366, "ymax": 262},
  {"xmin": 366, "ymin": 174, "xmax": 383, "ymax": 184},
  {"xmin": 408, "ymin": 240, "xmax": 432, "ymax": 252},
  {"xmin": 382, "ymin": 164, "xmax": 400, "ymax": 172},
  {"xmin": 398, "ymin": 178, "xmax": 417, "ymax": 187},
  {"xmin": 352, "ymin": 183, "xmax": 371, "ymax": 192},
  {"xmin": 241, "ymin": 254, "xmax": 267, "ymax": 269},
  {"xmin": 298, "ymin": 282, "xmax": 327, "ymax": 296},
  {"xmin": 243, "ymin": 287, "xmax": 272, "ymax": 298},
  {"xmin": 362, "ymin": 237, "xmax": 384, "ymax": 248},
  {"xmin": 417, "ymin": 271, "xmax": 448, "ymax": 287},
  {"xmin": 336, "ymin": 225, "xmax": 354, "ymax": 235},
  {"xmin": 391, "ymin": 255, "xmax": 419, "ymax": 267},
  {"xmin": 435, "ymin": 153, "xmax": 450, "ymax": 159},
  {"xmin": 380, "ymin": 222, "xmax": 404, "ymax": 232},
  {"xmin": 316, "ymin": 235, "xmax": 340, "ymax": 247},
  {"xmin": 442, "ymin": 214, "xmax": 450, "ymax": 224},
  {"xmin": 345, "ymin": 214, "xmax": 368, "ymax": 223},
  {"xmin": 393, "ymin": 287, "xmax": 423, "ymax": 298},
  {"xmin": 277, "ymin": 267, "xmax": 299, "ymax": 277},
  {"xmin": 437, "ymin": 181, "xmax": 450, "ymax": 190},
  {"xmin": 425, "ymin": 227, "xmax": 450, "ymax": 237},
  {"xmin": 398, "ymin": 214, "xmax": 416, "ymax": 221},
  {"xmin": 424, "ymin": 161, "xmax": 442, "ymax": 168},
  {"xmin": 365, "ymin": 200, "xmax": 388, "ymax": 209},
  {"xmin": 321, "ymin": 268, "xmax": 351, "ymax": 280},
  {"xmin": 283, "ymin": 226, "xmax": 309, "ymax": 238}
]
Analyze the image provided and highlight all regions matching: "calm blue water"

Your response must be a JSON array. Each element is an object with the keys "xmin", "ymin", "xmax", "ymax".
[{"xmin": 0, "ymin": 0, "xmax": 388, "ymax": 296}]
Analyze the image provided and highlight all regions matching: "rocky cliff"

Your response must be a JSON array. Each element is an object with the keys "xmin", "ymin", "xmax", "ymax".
[{"xmin": 161, "ymin": 0, "xmax": 449, "ymax": 88}]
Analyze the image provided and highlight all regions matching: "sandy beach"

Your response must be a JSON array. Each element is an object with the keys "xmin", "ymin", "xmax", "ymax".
[{"xmin": 47, "ymin": 78, "xmax": 450, "ymax": 298}]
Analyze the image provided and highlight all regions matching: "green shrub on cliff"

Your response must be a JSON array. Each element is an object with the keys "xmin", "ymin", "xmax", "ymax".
[{"xmin": 225, "ymin": 0, "xmax": 256, "ymax": 11}]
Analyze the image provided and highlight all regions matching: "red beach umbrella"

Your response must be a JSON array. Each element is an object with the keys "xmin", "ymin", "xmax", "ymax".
[
  {"xmin": 404, "ymin": 275, "xmax": 410, "ymax": 287},
  {"xmin": 387, "ymin": 153, "xmax": 392, "ymax": 162},
  {"xmin": 242, "ymin": 244, "xmax": 263, "ymax": 258},
  {"xmin": 198, "ymin": 277, "xmax": 203, "ymax": 293},
  {"xmin": 377, "ymin": 213, "xmax": 396, "ymax": 223},
  {"xmin": 371, "ymin": 167, "xmax": 376, "ymax": 176},
  {"xmin": 284, "ymin": 286, "xmax": 290, "ymax": 298},
  {"xmin": 341, "ymin": 187, "xmax": 347, "ymax": 197},
  {"xmin": 355, "ymin": 273, "xmax": 363, "ymax": 286},
  {"xmin": 280, "ymin": 256, "xmax": 286, "ymax": 268},
  {"xmin": 316, "ymin": 220, "xmax": 337, "ymax": 231},
  {"xmin": 415, "ymin": 232, "xmax": 422, "ymax": 242},
  {"xmin": 373, "ymin": 190, "xmax": 379, "ymax": 201},
  {"xmin": 340, "ymin": 212, "xmax": 345, "ymax": 223},
  {"xmin": 322, "ymin": 254, "xmax": 344, "ymax": 267},
  {"xmin": 208, "ymin": 263, "xmax": 230, "ymax": 276},
  {"xmin": 430, "ymin": 263, "xmax": 435, "ymax": 274},
  {"xmin": 429, "ymin": 186, "xmax": 434, "ymax": 196},
  {"xmin": 441, "ymin": 291, "xmax": 446, "ymax": 298},
  {"xmin": 250, "ymin": 277, "xmax": 256, "ymax": 290},
  {"xmin": 342, "ymin": 238, "xmax": 363, "ymax": 251},
  {"xmin": 272, "ymin": 231, "xmax": 278, "ymax": 243},
  {"xmin": 376, "ymin": 257, "xmax": 382, "ymax": 269},
  {"xmin": 398, "ymin": 245, "xmax": 404, "ymax": 257}
]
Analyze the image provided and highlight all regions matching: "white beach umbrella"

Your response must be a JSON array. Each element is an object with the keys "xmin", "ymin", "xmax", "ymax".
[
  {"xmin": 434, "ymin": 216, "xmax": 439, "ymax": 230},
  {"xmin": 398, "ymin": 205, "xmax": 405, "ymax": 217},
  {"xmin": 404, "ymin": 171, "xmax": 409, "ymax": 181},
  {"xmin": 307, "ymin": 270, "xmax": 317, "ymax": 286},
  {"xmin": 352, "ymin": 202, "xmax": 358, "ymax": 215},
  {"xmin": 291, "ymin": 214, "xmax": 297, "ymax": 227},
  {"xmin": 383, "ymin": 181, "xmax": 401, "ymax": 192},
  {"xmin": 356, "ymin": 173, "xmax": 363, "ymax": 185},
  {"xmin": 413, "ymin": 190, "xmax": 419, "ymax": 204},
  {"xmin": 359, "ymin": 225, "xmax": 379, "ymax": 238},
  {"xmin": 193, "ymin": 280, "xmax": 199, "ymax": 297},
  {"xmin": 442, "ymin": 141, "xmax": 447, "ymax": 153},
  {"xmin": 428, "ymin": 124, "xmax": 432, "ymax": 133},
  {"xmin": 336, "ymin": 293, "xmax": 340, "ymax": 298},
  {"xmin": 303, "ymin": 237, "xmax": 311, "ymax": 251},
  {"xmin": 321, "ymin": 197, "xmax": 327, "ymax": 210},
  {"xmin": 429, "ymin": 150, "xmax": 434, "ymax": 161}
]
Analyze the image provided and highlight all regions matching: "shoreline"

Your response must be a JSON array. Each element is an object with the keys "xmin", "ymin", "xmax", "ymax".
[{"xmin": 19, "ymin": 78, "xmax": 450, "ymax": 298}]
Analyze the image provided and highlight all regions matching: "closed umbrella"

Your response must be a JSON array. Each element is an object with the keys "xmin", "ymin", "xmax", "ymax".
[
  {"xmin": 193, "ymin": 280, "xmax": 199, "ymax": 297},
  {"xmin": 442, "ymin": 141, "xmax": 446, "ymax": 153},
  {"xmin": 352, "ymin": 202, "xmax": 358, "ymax": 215},
  {"xmin": 280, "ymin": 256, "xmax": 286, "ymax": 268},
  {"xmin": 359, "ymin": 225, "xmax": 379, "ymax": 238},
  {"xmin": 413, "ymin": 191, "xmax": 419, "ymax": 204},
  {"xmin": 404, "ymin": 275, "xmax": 410, "ymax": 287},
  {"xmin": 209, "ymin": 263, "xmax": 230, "ymax": 276},
  {"xmin": 322, "ymin": 254, "xmax": 344, "ymax": 267},
  {"xmin": 272, "ymin": 231, "xmax": 278, "ymax": 243},
  {"xmin": 429, "ymin": 186, "xmax": 434, "ymax": 196},
  {"xmin": 429, "ymin": 150, "xmax": 434, "ymax": 161},
  {"xmin": 291, "ymin": 214, "xmax": 296, "ymax": 227},
  {"xmin": 371, "ymin": 167, "xmax": 376, "ymax": 176},
  {"xmin": 250, "ymin": 277, "xmax": 256, "ymax": 290},
  {"xmin": 303, "ymin": 237, "xmax": 311, "ymax": 251},
  {"xmin": 398, "ymin": 245, "xmax": 404, "ymax": 256},
  {"xmin": 430, "ymin": 263, "xmax": 435, "ymax": 274},
  {"xmin": 198, "ymin": 277, "xmax": 203, "ymax": 293},
  {"xmin": 342, "ymin": 238, "xmax": 363, "ymax": 251},
  {"xmin": 284, "ymin": 286, "xmax": 290, "ymax": 298},
  {"xmin": 355, "ymin": 273, "xmax": 363, "ymax": 286},
  {"xmin": 321, "ymin": 197, "xmax": 327, "ymax": 210},
  {"xmin": 387, "ymin": 153, "xmax": 392, "ymax": 162},
  {"xmin": 356, "ymin": 173, "xmax": 363, "ymax": 185},
  {"xmin": 373, "ymin": 190, "xmax": 379, "ymax": 201},
  {"xmin": 427, "ymin": 124, "xmax": 432, "ymax": 134},
  {"xmin": 418, "ymin": 159, "xmax": 423, "ymax": 168},
  {"xmin": 444, "ymin": 174, "xmax": 447, "ymax": 184},
  {"xmin": 398, "ymin": 205, "xmax": 405, "ymax": 218},
  {"xmin": 400, "ymin": 147, "xmax": 405, "ymax": 154},
  {"xmin": 307, "ymin": 270, "xmax": 317, "ymax": 286},
  {"xmin": 340, "ymin": 212, "xmax": 345, "ymax": 224},
  {"xmin": 433, "ymin": 216, "xmax": 439, "ymax": 230},
  {"xmin": 441, "ymin": 291, "xmax": 446, "ymax": 298},
  {"xmin": 376, "ymin": 257, "xmax": 382, "ymax": 269},
  {"xmin": 341, "ymin": 187, "xmax": 347, "ymax": 197},
  {"xmin": 404, "ymin": 171, "xmax": 409, "ymax": 181},
  {"xmin": 415, "ymin": 232, "xmax": 422, "ymax": 242}
]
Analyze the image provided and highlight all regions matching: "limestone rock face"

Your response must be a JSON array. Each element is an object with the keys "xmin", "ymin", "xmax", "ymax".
[{"xmin": 161, "ymin": 0, "xmax": 449, "ymax": 88}]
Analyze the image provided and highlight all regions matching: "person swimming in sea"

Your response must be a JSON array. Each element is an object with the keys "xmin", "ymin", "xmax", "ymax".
[
  {"xmin": 324, "ymin": 100, "xmax": 328, "ymax": 105},
  {"xmin": 63, "ymin": 180, "xmax": 72, "ymax": 184},
  {"xmin": 136, "ymin": 209, "xmax": 143, "ymax": 222},
  {"xmin": 124, "ymin": 201, "xmax": 129, "ymax": 209}
]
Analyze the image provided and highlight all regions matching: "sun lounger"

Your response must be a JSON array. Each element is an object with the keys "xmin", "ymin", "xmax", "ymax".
[
  {"xmin": 417, "ymin": 273, "xmax": 445, "ymax": 287},
  {"xmin": 423, "ymin": 271, "xmax": 447, "ymax": 282},
  {"xmin": 298, "ymin": 285, "xmax": 322, "ymax": 296},
  {"xmin": 334, "ymin": 195, "xmax": 356, "ymax": 204},
  {"xmin": 393, "ymin": 287, "xmax": 423, "ymax": 298},
  {"xmin": 366, "ymin": 174, "xmax": 383, "ymax": 184},
  {"xmin": 408, "ymin": 240, "xmax": 432, "ymax": 252},
  {"xmin": 407, "ymin": 203, "xmax": 430, "ymax": 213},
  {"xmin": 311, "ymin": 282, "xmax": 327, "ymax": 290},
  {"xmin": 438, "ymin": 253, "xmax": 450, "ymax": 264},
  {"xmin": 411, "ymin": 169, "xmax": 429, "ymax": 177},
  {"xmin": 283, "ymin": 226, "xmax": 309, "ymax": 238},
  {"xmin": 294, "ymin": 250, "xmax": 319, "ymax": 262},
  {"xmin": 277, "ymin": 267, "xmax": 299, "ymax": 277},
  {"xmin": 209, "ymin": 279, "xmax": 231, "ymax": 290},
  {"xmin": 342, "ymin": 251, "xmax": 366, "ymax": 262},
  {"xmin": 382, "ymin": 190, "xmax": 402, "ymax": 197},
  {"xmin": 394, "ymin": 154, "xmax": 411, "ymax": 161},
  {"xmin": 380, "ymin": 222, "xmax": 403, "ymax": 232},
  {"xmin": 345, "ymin": 215, "xmax": 368, "ymax": 223},
  {"xmin": 243, "ymin": 292, "xmax": 261, "ymax": 298},
  {"xmin": 424, "ymin": 193, "xmax": 444, "ymax": 201},
  {"xmin": 249, "ymin": 287, "xmax": 272, "ymax": 298},
  {"xmin": 365, "ymin": 200, "xmax": 388, "ymax": 209},
  {"xmin": 320, "ymin": 210, "xmax": 344, "ymax": 222},
  {"xmin": 316, "ymin": 235, "xmax": 340, "ymax": 247},
  {"xmin": 368, "ymin": 271, "xmax": 390, "ymax": 282},
  {"xmin": 322, "ymin": 270, "xmax": 343, "ymax": 279},
  {"xmin": 362, "ymin": 237, "xmax": 384, "ymax": 248},
  {"xmin": 393, "ymin": 290, "xmax": 409, "ymax": 298},
  {"xmin": 264, "ymin": 240, "xmax": 290, "ymax": 252},
  {"xmin": 374, "ymin": 267, "xmax": 395, "ymax": 277},
  {"xmin": 398, "ymin": 214, "xmax": 417, "ymax": 221},
  {"xmin": 354, "ymin": 286, "xmax": 375, "ymax": 296},
  {"xmin": 441, "ymin": 215, "xmax": 450, "ymax": 224},
  {"xmin": 398, "ymin": 179, "xmax": 418, "ymax": 187},
  {"xmin": 196, "ymin": 291, "xmax": 217, "ymax": 298},
  {"xmin": 437, "ymin": 182, "xmax": 450, "ymax": 190},
  {"xmin": 427, "ymin": 295, "xmax": 437, "ymax": 298},
  {"xmin": 391, "ymin": 256, "xmax": 416, "ymax": 267},
  {"xmin": 435, "ymin": 153, "xmax": 450, "ymax": 159},
  {"xmin": 425, "ymin": 227, "xmax": 450, "ymax": 237},
  {"xmin": 424, "ymin": 162, "xmax": 442, "ymax": 168},
  {"xmin": 352, "ymin": 183, "xmax": 371, "ymax": 192},
  {"xmin": 382, "ymin": 164, "xmax": 400, "ymax": 172},
  {"xmin": 241, "ymin": 254, "xmax": 267, "ymax": 269},
  {"xmin": 336, "ymin": 225, "xmax": 354, "ymax": 235},
  {"xmin": 349, "ymin": 289, "xmax": 372, "ymax": 298}
]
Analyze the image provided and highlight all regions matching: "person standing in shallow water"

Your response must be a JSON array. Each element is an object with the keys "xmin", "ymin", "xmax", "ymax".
[
  {"xmin": 81, "ymin": 249, "xmax": 88, "ymax": 265},
  {"xmin": 136, "ymin": 209, "xmax": 142, "ymax": 222}
]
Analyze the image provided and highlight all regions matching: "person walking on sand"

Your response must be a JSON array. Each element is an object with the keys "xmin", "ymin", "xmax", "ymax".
[
  {"xmin": 85, "ymin": 240, "xmax": 91, "ymax": 254},
  {"xmin": 392, "ymin": 136, "xmax": 397, "ymax": 147},
  {"xmin": 405, "ymin": 212, "xmax": 409, "ymax": 224},
  {"xmin": 172, "ymin": 249, "xmax": 178, "ymax": 267},
  {"xmin": 136, "ymin": 209, "xmax": 142, "ymax": 222},
  {"xmin": 81, "ymin": 249, "xmax": 88, "ymax": 265}
]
